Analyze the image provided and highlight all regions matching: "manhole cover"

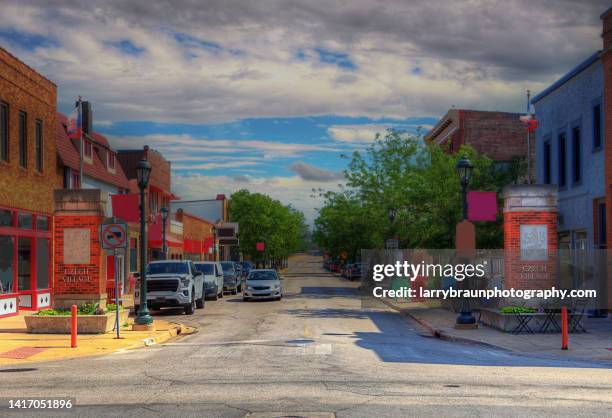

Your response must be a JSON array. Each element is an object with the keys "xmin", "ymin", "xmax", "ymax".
[{"xmin": 0, "ymin": 368, "xmax": 37, "ymax": 373}]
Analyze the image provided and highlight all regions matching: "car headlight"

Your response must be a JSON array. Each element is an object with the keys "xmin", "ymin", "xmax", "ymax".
[
  {"xmin": 246, "ymin": 285, "xmax": 254, "ymax": 291},
  {"xmin": 181, "ymin": 277, "xmax": 190, "ymax": 287}
]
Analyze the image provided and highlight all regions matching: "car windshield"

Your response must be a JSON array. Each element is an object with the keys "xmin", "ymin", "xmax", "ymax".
[
  {"xmin": 195, "ymin": 263, "xmax": 214, "ymax": 275},
  {"xmin": 147, "ymin": 262, "xmax": 189, "ymax": 275},
  {"xmin": 220, "ymin": 262, "xmax": 234, "ymax": 273},
  {"xmin": 248, "ymin": 271, "xmax": 278, "ymax": 281}
]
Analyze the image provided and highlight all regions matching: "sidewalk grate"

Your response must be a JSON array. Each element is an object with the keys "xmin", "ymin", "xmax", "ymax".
[{"xmin": 0, "ymin": 346, "xmax": 48, "ymax": 359}]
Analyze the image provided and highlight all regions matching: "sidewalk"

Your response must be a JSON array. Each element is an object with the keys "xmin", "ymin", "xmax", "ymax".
[
  {"xmin": 381, "ymin": 298, "xmax": 612, "ymax": 362},
  {"xmin": 0, "ymin": 313, "xmax": 196, "ymax": 366}
]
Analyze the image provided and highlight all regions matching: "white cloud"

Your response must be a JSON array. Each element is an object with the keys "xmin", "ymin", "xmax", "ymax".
[
  {"xmin": 1, "ymin": 0, "xmax": 606, "ymax": 125},
  {"xmin": 172, "ymin": 172, "xmax": 344, "ymax": 224}
]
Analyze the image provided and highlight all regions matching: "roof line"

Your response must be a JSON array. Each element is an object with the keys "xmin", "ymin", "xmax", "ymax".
[{"xmin": 531, "ymin": 51, "xmax": 601, "ymax": 104}]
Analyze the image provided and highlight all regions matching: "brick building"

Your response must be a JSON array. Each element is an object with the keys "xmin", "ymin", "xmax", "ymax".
[
  {"xmin": 0, "ymin": 47, "xmax": 56, "ymax": 316},
  {"xmin": 425, "ymin": 109, "xmax": 534, "ymax": 180},
  {"xmin": 175, "ymin": 209, "xmax": 215, "ymax": 261}
]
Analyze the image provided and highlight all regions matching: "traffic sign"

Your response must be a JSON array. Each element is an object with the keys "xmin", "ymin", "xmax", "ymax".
[{"xmin": 100, "ymin": 222, "xmax": 128, "ymax": 250}]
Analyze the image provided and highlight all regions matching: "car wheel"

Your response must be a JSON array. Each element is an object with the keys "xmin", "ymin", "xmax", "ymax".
[
  {"xmin": 243, "ymin": 296, "xmax": 250, "ymax": 302},
  {"xmin": 231, "ymin": 288, "xmax": 237, "ymax": 295},
  {"xmin": 237, "ymin": 284, "xmax": 242, "ymax": 292},
  {"xmin": 196, "ymin": 297, "xmax": 204, "ymax": 309},
  {"xmin": 211, "ymin": 287, "xmax": 219, "ymax": 301},
  {"xmin": 184, "ymin": 295, "xmax": 196, "ymax": 315}
]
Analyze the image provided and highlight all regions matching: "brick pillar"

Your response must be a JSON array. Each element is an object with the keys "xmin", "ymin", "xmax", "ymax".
[
  {"xmin": 503, "ymin": 185, "xmax": 558, "ymax": 291},
  {"xmin": 601, "ymin": 8, "xmax": 612, "ymax": 311},
  {"xmin": 53, "ymin": 189, "xmax": 108, "ymax": 309}
]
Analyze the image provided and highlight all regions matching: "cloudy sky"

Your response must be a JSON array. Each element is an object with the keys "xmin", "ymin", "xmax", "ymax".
[{"xmin": 0, "ymin": 0, "xmax": 608, "ymax": 222}]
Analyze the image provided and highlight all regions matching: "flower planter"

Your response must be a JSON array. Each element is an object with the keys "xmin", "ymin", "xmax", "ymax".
[{"xmin": 25, "ymin": 310, "xmax": 129, "ymax": 334}]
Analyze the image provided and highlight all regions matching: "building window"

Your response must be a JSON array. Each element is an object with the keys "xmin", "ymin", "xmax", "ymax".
[
  {"xmin": 129, "ymin": 238, "xmax": 138, "ymax": 272},
  {"xmin": 1, "ymin": 101, "xmax": 8, "ymax": 162},
  {"xmin": 36, "ymin": 238, "xmax": 49, "ymax": 289},
  {"xmin": 84, "ymin": 140, "xmax": 92, "ymax": 158},
  {"xmin": 593, "ymin": 103, "xmax": 602, "ymax": 151},
  {"xmin": 543, "ymin": 140, "xmax": 551, "ymax": 184},
  {"xmin": 572, "ymin": 126, "xmax": 581, "ymax": 184},
  {"xmin": 108, "ymin": 151, "xmax": 115, "ymax": 169},
  {"xmin": 72, "ymin": 170, "xmax": 81, "ymax": 189},
  {"xmin": 18, "ymin": 213, "xmax": 33, "ymax": 229},
  {"xmin": 0, "ymin": 236, "xmax": 15, "ymax": 294},
  {"xmin": 19, "ymin": 111, "xmax": 27, "ymax": 168},
  {"xmin": 597, "ymin": 201, "xmax": 606, "ymax": 248},
  {"xmin": 0, "ymin": 209, "xmax": 13, "ymax": 227},
  {"xmin": 557, "ymin": 132, "xmax": 566, "ymax": 188},
  {"xmin": 36, "ymin": 216, "xmax": 49, "ymax": 231},
  {"xmin": 17, "ymin": 237, "xmax": 32, "ymax": 291},
  {"xmin": 35, "ymin": 119, "xmax": 43, "ymax": 172}
]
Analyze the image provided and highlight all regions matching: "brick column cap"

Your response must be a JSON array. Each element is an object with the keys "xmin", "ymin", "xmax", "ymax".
[
  {"xmin": 503, "ymin": 184, "xmax": 557, "ymax": 213},
  {"xmin": 54, "ymin": 189, "xmax": 108, "ymax": 216}
]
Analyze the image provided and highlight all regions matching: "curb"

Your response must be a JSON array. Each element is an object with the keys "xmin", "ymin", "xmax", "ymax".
[
  {"xmin": 379, "ymin": 298, "xmax": 508, "ymax": 351},
  {"xmin": 129, "ymin": 322, "xmax": 197, "ymax": 349}
]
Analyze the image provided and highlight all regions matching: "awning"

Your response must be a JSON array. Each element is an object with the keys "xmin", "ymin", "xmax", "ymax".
[
  {"xmin": 148, "ymin": 221, "xmax": 183, "ymax": 248},
  {"xmin": 111, "ymin": 194, "xmax": 139, "ymax": 222}
]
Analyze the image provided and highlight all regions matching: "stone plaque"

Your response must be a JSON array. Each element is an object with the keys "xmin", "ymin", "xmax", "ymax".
[
  {"xmin": 64, "ymin": 228, "xmax": 91, "ymax": 264},
  {"xmin": 520, "ymin": 224, "xmax": 547, "ymax": 260}
]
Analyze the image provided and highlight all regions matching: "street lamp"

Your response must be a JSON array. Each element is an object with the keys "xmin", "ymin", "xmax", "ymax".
[
  {"xmin": 456, "ymin": 155, "xmax": 473, "ymax": 220},
  {"xmin": 135, "ymin": 159, "xmax": 153, "ymax": 326},
  {"xmin": 160, "ymin": 206, "xmax": 169, "ymax": 260},
  {"xmin": 212, "ymin": 226, "xmax": 217, "ymax": 261},
  {"xmin": 455, "ymin": 154, "xmax": 476, "ymax": 326}
]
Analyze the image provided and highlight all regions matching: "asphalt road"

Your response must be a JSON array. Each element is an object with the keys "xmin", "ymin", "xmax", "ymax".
[{"xmin": 1, "ymin": 254, "xmax": 611, "ymax": 417}]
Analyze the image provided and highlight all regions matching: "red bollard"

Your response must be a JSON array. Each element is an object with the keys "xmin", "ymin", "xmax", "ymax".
[
  {"xmin": 71, "ymin": 304, "xmax": 77, "ymax": 348},
  {"xmin": 561, "ymin": 306, "xmax": 568, "ymax": 350}
]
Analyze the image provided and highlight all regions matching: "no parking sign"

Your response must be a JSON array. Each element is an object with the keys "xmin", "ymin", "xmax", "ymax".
[{"xmin": 100, "ymin": 221, "xmax": 128, "ymax": 250}]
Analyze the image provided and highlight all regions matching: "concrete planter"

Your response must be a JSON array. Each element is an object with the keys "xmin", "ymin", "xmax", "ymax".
[{"xmin": 25, "ymin": 309, "xmax": 129, "ymax": 334}]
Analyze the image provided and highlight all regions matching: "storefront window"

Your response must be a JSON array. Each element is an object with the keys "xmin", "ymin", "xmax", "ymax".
[
  {"xmin": 36, "ymin": 216, "xmax": 49, "ymax": 231},
  {"xmin": 0, "ymin": 209, "xmax": 12, "ymax": 227},
  {"xmin": 18, "ymin": 213, "xmax": 33, "ymax": 229},
  {"xmin": 0, "ymin": 236, "xmax": 14, "ymax": 294},
  {"xmin": 36, "ymin": 238, "xmax": 49, "ymax": 289},
  {"xmin": 18, "ymin": 238, "xmax": 31, "ymax": 290}
]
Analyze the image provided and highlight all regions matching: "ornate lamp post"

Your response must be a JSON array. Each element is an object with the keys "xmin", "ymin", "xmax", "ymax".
[
  {"xmin": 456, "ymin": 155, "xmax": 473, "ymax": 220},
  {"xmin": 160, "ymin": 206, "xmax": 169, "ymax": 260},
  {"xmin": 212, "ymin": 226, "xmax": 217, "ymax": 261},
  {"xmin": 455, "ymin": 154, "xmax": 476, "ymax": 326},
  {"xmin": 135, "ymin": 159, "xmax": 153, "ymax": 326}
]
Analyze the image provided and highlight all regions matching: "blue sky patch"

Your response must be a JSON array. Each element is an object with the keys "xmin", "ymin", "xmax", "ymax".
[
  {"xmin": 0, "ymin": 27, "xmax": 58, "ymax": 50},
  {"xmin": 314, "ymin": 48, "xmax": 357, "ymax": 70},
  {"xmin": 108, "ymin": 39, "xmax": 145, "ymax": 56}
]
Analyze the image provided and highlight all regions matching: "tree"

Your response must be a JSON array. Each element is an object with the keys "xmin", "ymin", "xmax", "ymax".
[
  {"xmin": 229, "ymin": 190, "xmax": 308, "ymax": 266},
  {"xmin": 314, "ymin": 129, "xmax": 525, "ymax": 257}
]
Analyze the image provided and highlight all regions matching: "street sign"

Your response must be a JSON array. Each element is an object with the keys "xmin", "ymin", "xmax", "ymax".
[
  {"xmin": 386, "ymin": 239, "xmax": 399, "ymax": 249},
  {"xmin": 100, "ymin": 222, "xmax": 128, "ymax": 250},
  {"xmin": 256, "ymin": 242, "xmax": 265, "ymax": 251}
]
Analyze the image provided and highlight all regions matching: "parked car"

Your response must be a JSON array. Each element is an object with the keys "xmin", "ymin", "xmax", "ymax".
[
  {"xmin": 135, "ymin": 260, "xmax": 204, "ymax": 315},
  {"xmin": 341, "ymin": 263, "xmax": 353, "ymax": 278},
  {"xmin": 329, "ymin": 260, "xmax": 341, "ymax": 273},
  {"xmin": 220, "ymin": 261, "xmax": 240, "ymax": 294},
  {"xmin": 243, "ymin": 269, "xmax": 283, "ymax": 301},
  {"xmin": 194, "ymin": 261, "xmax": 224, "ymax": 300},
  {"xmin": 346, "ymin": 263, "xmax": 362, "ymax": 281},
  {"xmin": 240, "ymin": 261, "xmax": 253, "ymax": 277}
]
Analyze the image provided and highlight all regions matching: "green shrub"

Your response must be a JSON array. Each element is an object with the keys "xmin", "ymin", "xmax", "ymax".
[{"xmin": 500, "ymin": 306, "xmax": 537, "ymax": 314}]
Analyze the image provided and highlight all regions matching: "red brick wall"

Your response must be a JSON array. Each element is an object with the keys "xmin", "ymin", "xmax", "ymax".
[
  {"xmin": 53, "ymin": 214, "xmax": 106, "ymax": 295},
  {"xmin": 0, "ymin": 47, "xmax": 57, "ymax": 214},
  {"xmin": 503, "ymin": 211, "xmax": 558, "ymax": 290},
  {"xmin": 462, "ymin": 110, "xmax": 529, "ymax": 163}
]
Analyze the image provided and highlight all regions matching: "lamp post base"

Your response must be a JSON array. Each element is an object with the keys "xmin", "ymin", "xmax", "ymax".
[
  {"xmin": 456, "ymin": 311, "xmax": 476, "ymax": 325},
  {"xmin": 132, "ymin": 322, "xmax": 155, "ymax": 332}
]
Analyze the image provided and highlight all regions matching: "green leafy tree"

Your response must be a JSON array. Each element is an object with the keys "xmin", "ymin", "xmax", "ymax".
[
  {"xmin": 229, "ymin": 190, "xmax": 308, "ymax": 266},
  {"xmin": 314, "ymin": 129, "xmax": 525, "ymax": 256}
]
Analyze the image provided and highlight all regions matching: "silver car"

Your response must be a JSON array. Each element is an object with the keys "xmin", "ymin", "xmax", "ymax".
[{"xmin": 242, "ymin": 269, "xmax": 283, "ymax": 301}]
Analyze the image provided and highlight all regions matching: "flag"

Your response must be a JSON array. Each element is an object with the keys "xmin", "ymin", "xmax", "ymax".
[
  {"xmin": 66, "ymin": 104, "xmax": 82, "ymax": 139},
  {"xmin": 520, "ymin": 114, "xmax": 538, "ymax": 133}
]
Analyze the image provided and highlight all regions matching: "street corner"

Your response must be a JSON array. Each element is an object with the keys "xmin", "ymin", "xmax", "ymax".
[{"xmin": 0, "ymin": 316, "xmax": 197, "ymax": 367}]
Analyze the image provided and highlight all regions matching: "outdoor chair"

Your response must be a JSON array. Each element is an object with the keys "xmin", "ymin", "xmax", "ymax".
[
  {"xmin": 569, "ymin": 298, "xmax": 588, "ymax": 333},
  {"xmin": 511, "ymin": 307, "xmax": 535, "ymax": 334}
]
